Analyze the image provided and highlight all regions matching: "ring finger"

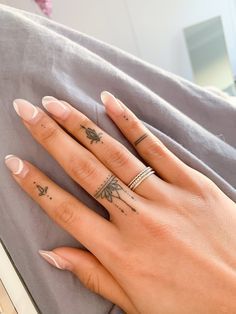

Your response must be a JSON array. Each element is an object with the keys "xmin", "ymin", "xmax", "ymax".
[{"xmin": 40, "ymin": 96, "xmax": 168, "ymax": 200}]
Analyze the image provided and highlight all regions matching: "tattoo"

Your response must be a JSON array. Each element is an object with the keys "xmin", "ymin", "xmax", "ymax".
[
  {"xmin": 134, "ymin": 133, "xmax": 148, "ymax": 146},
  {"xmin": 94, "ymin": 174, "xmax": 137, "ymax": 215},
  {"xmin": 80, "ymin": 125, "xmax": 103, "ymax": 144},
  {"xmin": 116, "ymin": 99, "xmax": 128, "ymax": 120},
  {"xmin": 33, "ymin": 182, "xmax": 52, "ymax": 199},
  {"xmin": 40, "ymin": 124, "xmax": 46, "ymax": 129}
]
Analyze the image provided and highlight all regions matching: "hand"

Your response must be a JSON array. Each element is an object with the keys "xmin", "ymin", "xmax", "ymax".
[{"xmin": 5, "ymin": 91, "xmax": 236, "ymax": 314}]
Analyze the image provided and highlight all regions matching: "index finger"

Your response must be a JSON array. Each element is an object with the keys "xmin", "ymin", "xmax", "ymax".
[{"xmin": 4, "ymin": 154, "xmax": 119, "ymax": 261}]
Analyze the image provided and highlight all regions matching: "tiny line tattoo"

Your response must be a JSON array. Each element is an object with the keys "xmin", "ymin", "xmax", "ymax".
[
  {"xmin": 114, "ymin": 204, "xmax": 127, "ymax": 215},
  {"xmin": 33, "ymin": 182, "xmax": 52, "ymax": 199},
  {"xmin": 134, "ymin": 133, "xmax": 148, "ymax": 146},
  {"xmin": 80, "ymin": 125, "xmax": 103, "ymax": 144},
  {"xmin": 94, "ymin": 174, "xmax": 137, "ymax": 214}
]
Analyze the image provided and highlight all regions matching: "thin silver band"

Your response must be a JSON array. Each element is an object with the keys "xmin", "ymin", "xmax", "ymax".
[{"xmin": 128, "ymin": 167, "xmax": 155, "ymax": 191}]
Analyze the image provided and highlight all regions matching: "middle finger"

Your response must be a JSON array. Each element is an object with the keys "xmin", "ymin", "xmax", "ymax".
[
  {"xmin": 41, "ymin": 96, "xmax": 168, "ymax": 200},
  {"xmin": 13, "ymin": 99, "xmax": 143, "ymax": 222}
]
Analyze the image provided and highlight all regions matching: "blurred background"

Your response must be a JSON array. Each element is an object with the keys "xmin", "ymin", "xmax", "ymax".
[{"xmin": 1, "ymin": 0, "xmax": 236, "ymax": 95}]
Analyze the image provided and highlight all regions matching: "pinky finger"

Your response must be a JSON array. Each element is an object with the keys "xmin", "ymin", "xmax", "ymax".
[
  {"xmin": 39, "ymin": 247, "xmax": 137, "ymax": 314},
  {"xmin": 101, "ymin": 91, "xmax": 192, "ymax": 185}
]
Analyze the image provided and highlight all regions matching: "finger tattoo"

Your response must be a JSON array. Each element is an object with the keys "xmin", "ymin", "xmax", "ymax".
[
  {"xmin": 94, "ymin": 174, "xmax": 138, "ymax": 215},
  {"xmin": 33, "ymin": 181, "xmax": 52, "ymax": 199},
  {"xmin": 134, "ymin": 133, "xmax": 148, "ymax": 146},
  {"xmin": 80, "ymin": 125, "xmax": 104, "ymax": 144}
]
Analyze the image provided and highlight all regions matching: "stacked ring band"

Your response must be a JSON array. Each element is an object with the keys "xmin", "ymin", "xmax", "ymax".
[{"xmin": 127, "ymin": 166, "xmax": 155, "ymax": 191}]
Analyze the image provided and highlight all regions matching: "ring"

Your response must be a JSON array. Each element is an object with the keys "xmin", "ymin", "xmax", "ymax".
[{"xmin": 127, "ymin": 166, "xmax": 155, "ymax": 191}]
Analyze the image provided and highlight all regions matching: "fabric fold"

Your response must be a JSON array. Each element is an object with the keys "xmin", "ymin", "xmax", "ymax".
[{"xmin": 0, "ymin": 4, "xmax": 235, "ymax": 314}]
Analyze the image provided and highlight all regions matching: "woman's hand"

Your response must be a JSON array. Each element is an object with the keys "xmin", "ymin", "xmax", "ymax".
[{"xmin": 5, "ymin": 91, "xmax": 236, "ymax": 314}]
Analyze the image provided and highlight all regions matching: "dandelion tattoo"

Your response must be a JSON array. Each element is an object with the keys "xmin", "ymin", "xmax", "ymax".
[
  {"xmin": 94, "ymin": 174, "xmax": 137, "ymax": 215},
  {"xmin": 80, "ymin": 125, "xmax": 103, "ymax": 144},
  {"xmin": 33, "ymin": 182, "xmax": 52, "ymax": 199},
  {"xmin": 134, "ymin": 133, "xmax": 148, "ymax": 146}
]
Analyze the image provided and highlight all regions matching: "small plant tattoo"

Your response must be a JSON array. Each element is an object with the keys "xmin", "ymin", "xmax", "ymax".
[
  {"xmin": 80, "ymin": 125, "xmax": 103, "ymax": 144},
  {"xmin": 94, "ymin": 174, "xmax": 137, "ymax": 215},
  {"xmin": 33, "ymin": 182, "xmax": 52, "ymax": 199}
]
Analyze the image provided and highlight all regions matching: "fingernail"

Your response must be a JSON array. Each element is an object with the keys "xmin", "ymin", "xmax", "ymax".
[
  {"xmin": 4, "ymin": 155, "xmax": 29, "ymax": 178},
  {"xmin": 13, "ymin": 99, "xmax": 39, "ymax": 122},
  {"xmin": 100, "ymin": 91, "xmax": 124, "ymax": 115},
  {"xmin": 38, "ymin": 250, "xmax": 73, "ymax": 270},
  {"xmin": 42, "ymin": 96, "xmax": 71, "ymax": 120}
]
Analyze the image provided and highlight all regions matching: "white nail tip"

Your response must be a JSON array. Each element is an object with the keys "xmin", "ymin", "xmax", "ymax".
[
  {"xmin": 13, "ymin": 100, "xmax": 39, "ymax": 120},
  {"xmin": 5, "ymin": 155, "xmax": 24, "ymax": 175},
  {"xmin": 13, "ymin": 101, "xmax": 20, "ymax": 115},
  {"xmin": 42, "ymin": 96, "xmax": 57, "ymax": 105},
  {"xmin": 39, "ymin": 251, "xmax": 63, "ymax": 269},
  {"xmin": 32, "ymin": 106, "xmax": 39, "ymax": 119},
  {"xmin": 14, "ymin": 158, "xmax": 24, "ymax": 175},
  {"xmin": 4, "ymin": 154, "xmax": 15, "ymax": 160},
  {"xmin": 42, "ymin": 96, "xmax": 68, "ymax": 110}
]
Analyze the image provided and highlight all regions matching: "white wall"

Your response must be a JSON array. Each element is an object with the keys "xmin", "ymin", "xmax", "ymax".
[
  {"xmin": 126, "ymin": 0, "xmax": 236, "ymax": 80},
  {"xmin": 1, "ymin": 0, "xmax": 236, "ymax": 81}
]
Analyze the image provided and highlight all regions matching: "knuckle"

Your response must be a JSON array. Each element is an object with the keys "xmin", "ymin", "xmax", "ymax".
[
  {"xmin": 69, "ymin": 156, "xmax": 98, "ymax": 182},
  {"xmin": 106, "ymin": 145, "xmax": 130, "ymax": 169},
  {"xmin": 84, "ymin": 271, "xmax": 100, "ymax": 294},
  {"xmin": 188, "ymin": 170, "xmax": 217, "ymax": 200},
  {"xmin": 143, "ymin": 217, "xmax": 171, "ymax": 240},
  {"xmin": 130, "ymin": 117, "xmax": 141, "ymax": 130},
  {"xmin": 54, "ymin": 200, "xmax": 76, "ymax": 227},
  {"xmin": 144, "ymin": 139, "xmax": 167, "ymax": 159}
]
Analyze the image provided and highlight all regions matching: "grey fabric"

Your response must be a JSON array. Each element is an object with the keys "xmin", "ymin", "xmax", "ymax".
[{"xmin": 0, "ymin": 3, "xmax": 236, "ymax": 314}]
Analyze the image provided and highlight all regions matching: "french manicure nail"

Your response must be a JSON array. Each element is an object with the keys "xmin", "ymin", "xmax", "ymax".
[
  {"xmin": 38, "ymin": 250, "xmax": 73, "ymax": 270},
  {"xmin": 13, "ymin": 99, "xmax": 39, "ymax": 122},
  {"xmin": 42, "ymin": 96, "xmax": 71, "ymax": 120},
  {"xmin": 100, "ymin": 91, "xmax": 124, "ymax": 115},
  {"xmin": 4, "ymin": 155, "xmax": 29, "ymax": 178}
]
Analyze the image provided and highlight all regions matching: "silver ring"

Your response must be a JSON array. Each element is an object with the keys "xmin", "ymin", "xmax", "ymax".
[{"xmin": 128, "ymin": 166, "xmax": 155, "ymax": 191}]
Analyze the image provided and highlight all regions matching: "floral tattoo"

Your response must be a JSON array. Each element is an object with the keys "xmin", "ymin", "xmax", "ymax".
[
  {"xmin": 80, "ymin": 125, "xmax": 103, "ymax": 144},
  {"xmin": 94, "ymin": 174, "xmax": 137, "ymax": 215}
]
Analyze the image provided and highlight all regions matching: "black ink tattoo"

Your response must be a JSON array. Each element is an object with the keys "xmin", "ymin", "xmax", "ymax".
[
  {"xmin": 134, "ymin": 133, "xmax": 148, "ymax": 146},
  {"xmin": 33, "ymin": 182, "xmax": 52, "ymax": 199},
  {"xmin": 94, "ymin": 174, "xmax": 137, "ymax": 215},
  {"xmin": 40, "ymin": 124, "xmax": 46, "ymax": 129},
  {"xmin": 80, "ymin": 125, "xmax": 103, "ymax": 144},
  {"xmin": 123, "ymin": 114, "xmax": 128, "ymax": 121}
]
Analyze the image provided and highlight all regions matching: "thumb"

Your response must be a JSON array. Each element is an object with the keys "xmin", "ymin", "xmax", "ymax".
[{"xmin": 39, "ymin": 247, "xmax": 136, "ymax": 314}]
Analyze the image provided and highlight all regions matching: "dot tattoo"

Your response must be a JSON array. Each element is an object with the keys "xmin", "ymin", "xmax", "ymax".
[
  {"xmin": 94, "ymin": 174, "xmax": 137, "ymax": 215},
  {"xmin": 80, "ymin": 125, "xmax": 104, "ymax": 144},
  {"xmin": 134, "ymin": 133, "xmax": 148, "ymax": 146},
  {"xmin": 33, "ymin": 182, "xmax": 52, "ymax": 199},
  {"xmin": 40, "ymin": 124, "xmax": 46, "ymax": 129}
]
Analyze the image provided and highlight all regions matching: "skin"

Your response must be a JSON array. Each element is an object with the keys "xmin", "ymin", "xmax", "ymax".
[{"xmin": 5, "ymin": 92, "xmax": 236, "ymax": 314}]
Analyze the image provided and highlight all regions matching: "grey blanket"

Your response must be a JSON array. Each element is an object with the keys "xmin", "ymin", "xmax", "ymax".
[{"xmin": 0, "ymin": 4, "xmax": 235, "ymax": 314}]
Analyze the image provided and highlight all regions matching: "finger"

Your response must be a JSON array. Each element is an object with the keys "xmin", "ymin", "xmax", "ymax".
[
  {"xmin": 38, "ymin": 247, "xmax": 136, "ymax": 314},
  {"xmin": 40, "ymin": 96, "xmax": 166, "ymax": 199},
  {"xmin": 4, "ymin": 155, "xmax": 119, "ymax": 261},
  {"xmin": 101, "ymin": 91, "xmax": 193, "ymax": 185},
  {"xmin": 12, "ymin": 99, "xmax": 142, "ymax": 221}
]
